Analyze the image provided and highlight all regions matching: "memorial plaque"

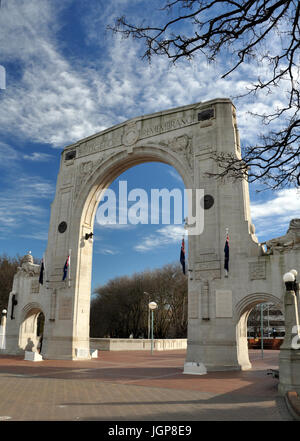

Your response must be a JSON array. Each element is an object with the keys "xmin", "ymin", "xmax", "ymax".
[
  {"xmin": 188, "ymin": 291, "xmax": 199, "ymax": 319},
  {"xmin": 215, "ymin": 290, "xmax": 232, "ymax": 318},
  {"xmin": 58, "ymin": 297, "xmax": 72, "ymax": 320},
  {"xmin": 198, "ymin": 108, "xmax": 214, "ymax": 121},
  {"xmin": 65, "ymin": 150, "xmax": 76, "ymax": 161},
  {"xmin": 249, "ymin": 261, "xmax": 266, "ymax": 280},
  {"xmin": 31, "ymin": 279, "xmax": 40, "ymax": 294}
]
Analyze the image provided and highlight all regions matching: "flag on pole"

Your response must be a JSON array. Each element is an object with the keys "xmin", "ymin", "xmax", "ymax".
[
  {"xmin": 180, "ymin": 238, "xmax": 186, "ymax": 275},
  {"xmin": 62, "ymin": 255, "xmax": 70, "ymax": 281},
  {"xmin": 39, "ymin": 257, "xmax": 44, "ymax": 285},
  {"xmin": 224, "ymin": 233, "xmax": 229, "ymax": 272}
]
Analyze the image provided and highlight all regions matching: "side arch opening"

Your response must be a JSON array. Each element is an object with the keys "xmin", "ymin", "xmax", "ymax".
[
  {"xmin": 19, "ymin": 303, "xmax": 45, "ymax": 354},
  {"xmin": 235, "ymin": 293, "xmax": 283, "ymax": 370}
]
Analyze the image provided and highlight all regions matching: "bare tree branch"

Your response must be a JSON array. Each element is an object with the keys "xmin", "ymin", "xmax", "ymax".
[{"xmin": 108, "ymin": 0, "xmax": 300, "ymax": 189}]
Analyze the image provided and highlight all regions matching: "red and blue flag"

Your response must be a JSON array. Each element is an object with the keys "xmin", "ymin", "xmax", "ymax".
[
  {"xmin": 224, "ymin": 234, "xmax": 229, "ymax": 272},
  {"xmin": 180, "ymin": 238, "xmax": 186, "ymax": 275},
  {"xmin": 62, "ymin": 255, "xmax": 70, "ymax": 281}
]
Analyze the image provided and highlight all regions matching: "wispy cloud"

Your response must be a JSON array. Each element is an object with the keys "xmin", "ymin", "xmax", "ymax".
[
  {"xmin": 0, "ymin": 174, "xmax": 54, "ymax": 234},
  {"xmin": 0, "ymin": 0, "xmax": 290, "ymax": 151},
  {"xmin": 95, "ymin": 248, "xmax": 120, "ymax": 256},
  {"xmin": 250, "ymin": 188, "xmax": 300, "ymax": 241},
  {"xmin": 135, "ymin": 225, "xmax": 185, "ymax": 252},
  {"xmin": 23, "ymin": 152, "xmax": 54, "ymax": 162},
  {"xmin": 251, "ymin": 189, "xmax": 300, "ymax": 219}
]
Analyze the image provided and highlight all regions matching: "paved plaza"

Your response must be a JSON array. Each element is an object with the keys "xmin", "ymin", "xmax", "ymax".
[{"xmin": 0, "ymin": 349, "xmax": 294, "ymax": 421}]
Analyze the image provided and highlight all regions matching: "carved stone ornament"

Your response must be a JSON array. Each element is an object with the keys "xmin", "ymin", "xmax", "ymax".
[
  {"xmin": 17, "ymin": 253, "xmax": 40, "ymax": 277},
  {"xmin": 159, "ymin": 134, "xmax": 194, "ymax": 170},
  {"xmin": 201, "ymin": 194, "xmax": 214, "ymax": 210},
  {"xmin": 74, "ymin": 151, "xmax": 119, "ymax": 200},
  {"xmin": 264, "ymin": 218, "xmax": 300, "ymax": 254},
  {"xmin": 122, "ymin": 122, "xmax": 139, "ymax": 146},
  {"xmin": 58, "ymin": 221, "xmax": 67, "ymax": 233}
]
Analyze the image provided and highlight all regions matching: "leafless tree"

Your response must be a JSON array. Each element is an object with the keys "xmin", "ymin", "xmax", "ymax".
[
  {"xmin": 109, "ymin": 0, "xmax": 300, "ymax": 189},
  {"xmin": 90, "ymin": 263, "xmax": 187, "ymax": 338},
  {"xmin": 0, "ymin": 254, "xmax": 22, "ymax": 312}
]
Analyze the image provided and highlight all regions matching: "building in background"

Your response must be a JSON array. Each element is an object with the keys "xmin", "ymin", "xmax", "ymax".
[{"xmin": 247, "ymin": 303, "xmax": 285, "ymax": 338}]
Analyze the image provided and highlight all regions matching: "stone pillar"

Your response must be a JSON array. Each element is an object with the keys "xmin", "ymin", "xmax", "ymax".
[{"xmin": 278, "ymin": 283, "xmax": 300, "ymax": 395}]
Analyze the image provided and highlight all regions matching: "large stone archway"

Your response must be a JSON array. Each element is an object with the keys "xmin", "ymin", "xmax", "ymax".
[{"xmin": 4, "ymin": 98, "xmax": 300, "ymax": 371}]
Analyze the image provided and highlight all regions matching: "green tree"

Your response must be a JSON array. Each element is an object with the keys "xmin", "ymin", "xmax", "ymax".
[{"xmin": 90, "ymin": 263, "xmax": 187, "ymax": 338}]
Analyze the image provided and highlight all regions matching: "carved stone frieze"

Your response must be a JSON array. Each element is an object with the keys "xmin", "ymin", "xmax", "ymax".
[
  {"xmin": 264, "ymin": 218, "xmax": 300, "ymax": 254},
  {"xmin": 74, "ymin": 151, "xmax": 119, "ymax": 200},
  {"xmin": 158, "ymin": 134, "xmax": 194, "ymax": 171},
  {"xmin": 17, "ymin": 253, "xmax": 40, "ymax": 278}
]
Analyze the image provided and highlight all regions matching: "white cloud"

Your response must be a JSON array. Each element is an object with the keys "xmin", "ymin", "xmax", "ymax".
[
  {"xmin": 0, "ymin": 174, "xmax": 54, "ymax": 234},
  {"xmin": 251, "ymin": 189, "xmax": 300, "ymax": 220},
  {"xmin": 250, "ymin": 188, "xmax": 300, "ymax": 241},
  {"xmin": 135, "ymin": 225, "xmax": 186, "ymax": 252},
  {"xmin": 95, "ymin": 248, "xmax": 120, "ymax": 256},
  {"xmin": 0, "ymin": 0, "xmax": 290, "ymax": 151},
  {"xmin": 23, "ymin": 152, "xmax": 54, "ymax": 162}
]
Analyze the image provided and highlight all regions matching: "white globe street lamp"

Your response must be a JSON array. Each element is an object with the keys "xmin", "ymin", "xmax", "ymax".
[
  {"xmin": 144, "ymin": 292, "xmax": 151, "ymax": 339},
  {"xmin": 148, "ymin": 301, "xmax": 158, "ymax": 355},
  {"xmin": 283, "ymin": 271, "xmax": 296, "ymax": 292}
]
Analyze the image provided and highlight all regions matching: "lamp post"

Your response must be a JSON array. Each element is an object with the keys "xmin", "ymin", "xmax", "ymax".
[
  {"xmin": 282, "ymin": 271, "xmax": 298, "ymax": 346},
  {"xmin": 278, "ymin": 270, "xmax": 300, "ymax": 395},
  {"xmin": 144, "ymin": 292, "xmax": 151, "ymax": 339},
  {"xmin": 0, "ymin": 309, "xmax": 7, "ymax": 350},
  {"xmin": 148, "ymin": 301, "xmax": 158, "ymax": 355},
  {"xmin": 260, "ymin": 303, "xmax": 264, "ymax": 359},
  {"xmin": 1, "ymin": 309, "xmax": 7, "ymax": 328}
]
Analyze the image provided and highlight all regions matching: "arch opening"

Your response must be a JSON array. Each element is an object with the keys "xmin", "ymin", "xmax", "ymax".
[
  {"xmin": 19, "ymin": 305, "xmax": 45, "ymax": 354},
  {"xmin": 85, "ymin": 161, "xmax": 189, "ymax": 343},
  {"xmin": 235, "ymin": 293, "xmax": 284, "ymax": 370}
]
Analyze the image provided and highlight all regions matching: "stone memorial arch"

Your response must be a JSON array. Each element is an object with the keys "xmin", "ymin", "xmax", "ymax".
[{"xmin": 4, "ymin": 98, "xmax": 300, "ymax": 372}]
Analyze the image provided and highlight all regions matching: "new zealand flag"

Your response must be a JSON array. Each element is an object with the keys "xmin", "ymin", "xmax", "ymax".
[
  {"xmin": 39, "ymin": 259, "xmax": 44, "ymax": 285},
  {"xmin": 180, "ymin": 238, "xmax": 186, "ymax": 275},
  {"xmin": 224, "ymin": 234, "xmax": 229, "ymax": 272},
  {"xmin": 62, "ymin": 255, "xmax": 70, "ymax": 281}
]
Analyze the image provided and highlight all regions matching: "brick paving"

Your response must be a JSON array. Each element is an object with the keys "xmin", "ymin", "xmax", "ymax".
[{"xmin": 0, "ymin": 349, "xmax": 293, "ymax": 421}]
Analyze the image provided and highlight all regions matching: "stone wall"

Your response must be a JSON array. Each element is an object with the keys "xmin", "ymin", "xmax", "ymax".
[{"xmin": 90, "ymin": 338, "xmax": 187, "ymax": 351}]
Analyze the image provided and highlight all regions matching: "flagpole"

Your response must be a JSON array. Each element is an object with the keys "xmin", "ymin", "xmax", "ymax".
[{"xmin": 68, "ymin": 249, "xmax": 71, "ymax": 288}]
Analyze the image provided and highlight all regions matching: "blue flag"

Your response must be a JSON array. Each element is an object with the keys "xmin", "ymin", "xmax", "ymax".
[
  {"xmin": 224, "ymin": 234, "xmax": 229, "ymax": 272},
  {"xmin": 180, "ymin": 238, "xmax": 185, "ymax": 275},
  {"xmin": 39, "ymin": 259, "xmax": 44, "ymax": 285},
  {"xmin": 62, "ymin": 255, "xmax": 70, "ymax": 281}
]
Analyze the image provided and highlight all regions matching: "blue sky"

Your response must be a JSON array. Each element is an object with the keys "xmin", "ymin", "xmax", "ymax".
[{"xmin": 0, "ymin": 0, "xmax": 299, "ymax": 291}]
